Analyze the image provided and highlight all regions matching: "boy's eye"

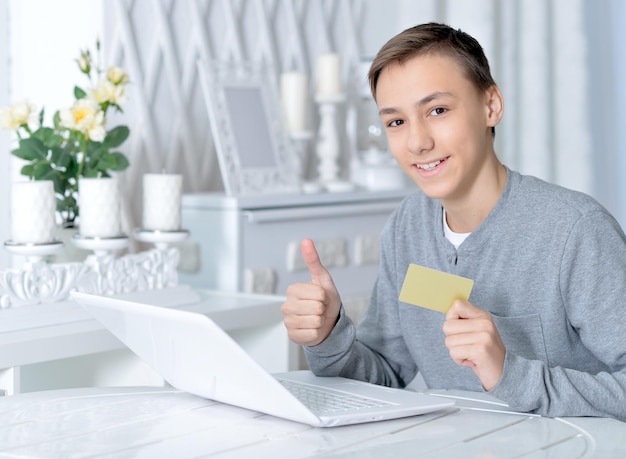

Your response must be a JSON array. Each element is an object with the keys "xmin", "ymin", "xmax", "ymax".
[
  {"xmin": 387, "ymin": 119, "xmax": 403, "ymax": 127},
  {"xmin": 430, "ymin": 107, "xmax": 447, "ymax": 116}
]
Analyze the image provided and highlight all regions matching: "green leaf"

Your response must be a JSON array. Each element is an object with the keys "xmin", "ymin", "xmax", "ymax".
[
  {"xmin": 74, "ymin": 86, "xmax": 87, "ymax": 100},
  {"xmin": 57, "ymin": 191, "xmax": 78, "ymax": 219},
  {"xmin": 108, "ymin": 151, "xmax": 130, "ymax": 171},
  {"xmin": 83, "ymin": 169, "xmax": 100, "ymax": 178},
  {"xmin": 51, "ymin": 175, "xmax": 65, "ymax": 195},
  {"xmin": 110, "ymin": 103, "xmax": 124, "ymax": 114},
  {"xmin": 50, "ymin": 146, "xmax": 72, "ymax": 168},
  {"xmin": 33, "ymin": 127, "xmax": 64, "ymax": 148},
  {"xmin": 64, "ymin": 194, "xmax": 77, "ymax": 207},
  {"xmin": 65, "ymin": 157, "xmax": 79, "ymax": 178},
  {"xmin": 98, "ymin": 154, "xmax": 116, "ymax": 171},
  {"xmin": 12, "ymin": 138, "xmax": 48, "ymax": 161},
  {"xmin": 38, "ymin": 108, "xmax": 44, "ymax": 125},
  {"xmin": 105, "ymin": 125, "xmax": 129, "ymax": 148},
  {"xmin": 53, "ymin": 111, "xmax": 63, "ymax": 130},
  {"xmin": 32, "ymin": 162, "xmax": 54, "ymax": 180},
  {"xmin": 20, "ymin": 164, "xmax": 35, "ymax": 177},
  {"xmin": 86, "ymin": 141, "xmax": 105, "ymax": 161}
]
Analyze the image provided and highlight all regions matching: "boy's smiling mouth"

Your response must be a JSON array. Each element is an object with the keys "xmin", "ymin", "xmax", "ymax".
[{"xmin": 415, "ymin": 157, "xmax": 449, "ymax": 171}]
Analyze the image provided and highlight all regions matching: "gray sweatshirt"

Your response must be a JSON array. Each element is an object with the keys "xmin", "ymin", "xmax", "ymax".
[{"xmin": 304, "ymin": 168, "xmax": 626, "ymax": 421}]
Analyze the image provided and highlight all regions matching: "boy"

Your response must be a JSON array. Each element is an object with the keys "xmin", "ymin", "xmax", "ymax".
[{"xmin": 281, "ymin": 23, "xmax": 626, "ymax": 421}]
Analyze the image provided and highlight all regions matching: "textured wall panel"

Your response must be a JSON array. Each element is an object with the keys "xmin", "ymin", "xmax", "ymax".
[{"xmin": 104, "ymin": 0, "xmax": 366, "ymax": 233}]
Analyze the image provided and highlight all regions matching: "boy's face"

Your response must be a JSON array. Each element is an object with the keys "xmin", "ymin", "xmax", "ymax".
[{"xmin": 376, "ymin": 53, "xmax": 502, "ymax": 205}]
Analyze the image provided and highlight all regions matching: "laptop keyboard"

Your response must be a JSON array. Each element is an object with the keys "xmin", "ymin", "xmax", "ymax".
[{"xmin": 278, "ymin": 379, "xmax": 392, "ymax": 415}]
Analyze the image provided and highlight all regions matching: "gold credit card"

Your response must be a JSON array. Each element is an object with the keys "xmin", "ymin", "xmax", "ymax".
[{"xmin": 399, "ymin": 264, "xmax": 474, "ymax": 313}]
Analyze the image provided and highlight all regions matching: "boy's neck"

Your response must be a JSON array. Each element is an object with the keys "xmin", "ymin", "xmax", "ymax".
[{"xmin": 442, "ymin": 160, "xmax": 507, "ymax": 234}]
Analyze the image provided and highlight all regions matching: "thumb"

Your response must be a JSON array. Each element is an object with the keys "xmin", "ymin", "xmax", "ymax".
[
  {"xmin": 301, "ymin": 239, "xmax": 332, "ymax": 286},
  {"xmin": 446, "ymin": 300, "xmax": 480, "ymax": 320}
]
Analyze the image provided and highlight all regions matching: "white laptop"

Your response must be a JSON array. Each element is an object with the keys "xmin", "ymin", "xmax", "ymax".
[{"xmin": 71, "ymin": 291, "xmax": 454, "ymax": 427}]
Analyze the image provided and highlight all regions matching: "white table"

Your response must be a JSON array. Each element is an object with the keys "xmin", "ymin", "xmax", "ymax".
[
  {"xmin": 0, "ymin": 385, "xmax": 624, "ymax": 458},
  {"xmin": 0, "ymin": 286, "xmax": 293, "ymax": 395}
]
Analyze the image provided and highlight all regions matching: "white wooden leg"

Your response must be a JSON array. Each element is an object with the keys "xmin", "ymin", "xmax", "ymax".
[{"xmin": 0, "ymin": 367, "xmax": 20, "ymax": 396}]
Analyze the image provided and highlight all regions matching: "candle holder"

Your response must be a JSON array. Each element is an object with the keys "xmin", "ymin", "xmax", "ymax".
[
  {"xmin": 71, "ymin": 234, "xmax": 130, "ymax": 258},
  {"xmin": 314, "ymin": 93, "xmax": 355, "ymax": 193},
  {"xmin": 289, "ymin": 131, "xmax": 322, "ymax": 194},
  {"xmin": 133, "ymin": 229, "xmax": 189, "ymax": 250},
  {"xmin": 68, "ymin": 235, "xmax": 131, "ymax": 296},
  {"xmin": 133, "ymin": 229, "xmax": 190, "ymax": 290},
  {"xmin": 0, "ymin": 229, "xmax": 191, "ymax": 308},
  {"xmin": 3, "ymin": 240, "xmax": 64, "ymax": 264}
]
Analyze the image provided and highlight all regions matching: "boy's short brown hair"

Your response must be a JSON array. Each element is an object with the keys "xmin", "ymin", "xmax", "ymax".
[{"xmin": 368, "ymin": 22, "xmax": 496, "ymax": 100}]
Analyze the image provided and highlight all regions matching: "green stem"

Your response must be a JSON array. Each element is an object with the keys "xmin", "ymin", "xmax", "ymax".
[{"xmin": 76, "ymin": 134, "xmax": 89, "ymax": 178}]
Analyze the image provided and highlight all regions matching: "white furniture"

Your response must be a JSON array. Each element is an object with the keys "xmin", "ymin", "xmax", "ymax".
[
  {"xmin": 180, "ymin": 188, "xmax": 410, "ymax": 323},
  {"xmin": 1, "ymin": 385, "xmax": 624, "ymax": 458},
  {"xmin": 0, "ymin": 286, "xmax": 292, "ymax": 395}
]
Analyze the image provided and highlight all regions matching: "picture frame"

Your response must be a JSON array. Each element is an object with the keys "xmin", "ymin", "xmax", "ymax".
[{"xmin": 198, "ymin": 59, "xmax": 299, "ymax": 195}]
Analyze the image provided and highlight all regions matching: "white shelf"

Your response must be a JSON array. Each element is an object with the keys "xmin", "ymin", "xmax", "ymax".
[{"xmin": 181, "ymin": 187, "xmax": 413, "ymax": 210}]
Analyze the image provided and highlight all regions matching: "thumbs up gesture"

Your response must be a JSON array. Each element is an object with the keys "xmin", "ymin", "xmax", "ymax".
[{"xmin": 281, "ymin": 239, "xmax": 342, "ymax": 346}]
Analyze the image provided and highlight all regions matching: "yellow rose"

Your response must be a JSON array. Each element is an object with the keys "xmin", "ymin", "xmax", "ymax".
[{"xmin": 59, "ymin": 99, "xmax": 106, "ymax": 141}]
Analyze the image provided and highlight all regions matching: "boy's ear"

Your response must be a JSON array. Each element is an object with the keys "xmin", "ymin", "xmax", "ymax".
[{"xmin": 485, "ymin": 85, "xmax": 504, "ymax": 128}]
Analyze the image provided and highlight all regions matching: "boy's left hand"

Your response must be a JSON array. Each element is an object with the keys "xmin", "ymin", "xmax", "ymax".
[{"xmin": 443, "ymin": 300, "xmax": 506, "ymax": 391}]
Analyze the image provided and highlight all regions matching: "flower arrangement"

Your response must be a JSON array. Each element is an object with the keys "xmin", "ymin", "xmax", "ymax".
[{"xmin": 0, "ymin": 40, "xmax": 130, "ymax": 227}]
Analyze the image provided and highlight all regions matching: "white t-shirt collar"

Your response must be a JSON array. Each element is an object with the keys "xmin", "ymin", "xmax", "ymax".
[{"xmin": 443, "ymin": 209, "xmax": 471, "ymax": 249}]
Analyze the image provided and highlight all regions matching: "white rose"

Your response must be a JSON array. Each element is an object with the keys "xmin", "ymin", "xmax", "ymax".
[
  {"xmin": 87, "ymin": 113, "xmax": 106, "ymax": 142},
  {"xmin": 0, "ymin": 100, "xmax": 37, "ymax": 130},
  {"xmin": 0, "ymin": 107, "xmax": 13, "ymax": 130},
  {"xmin": 106, "ymin": 66, "xmax": 129, "ymax": 85},
  {"xmin": 77, "ymin": 53, "xmax": 91, "ymax": 74},
  {"xmin": 90, "ymin": 80, "xmax": 127, "ymax": 105},
  {"xmin": 111, "ymin": 84, "xmax": 127, "ymax": 105},
  {"xmin": 90, "ymin": 80, "xmax": 115, "ymax": 105}
]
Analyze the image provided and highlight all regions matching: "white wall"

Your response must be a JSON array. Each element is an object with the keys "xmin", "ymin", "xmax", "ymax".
[
  {"xmin": 585, "ymin": 0, "xmax": 618, "ymax": 220},
  {"xmin": 0, "ymin": 0, "xmax": 9, "ymax": 268},
  {"xmin": 362, "ymin": 0, "xmax": 406, "ymax": 58},
  {"xmin": 8, "ymin": 0, "xmax": 103, "ymax": 123},
  {"xmin": 610, "ymin": 0, "xmax": 626, "ymax": 225}
]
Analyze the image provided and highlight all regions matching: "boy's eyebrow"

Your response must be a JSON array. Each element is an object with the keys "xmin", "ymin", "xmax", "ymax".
[
  {"xmin": 417, "ymin": 91, "xmax": 454, "ymax": 106},
  {"xmin": 379, "ymin": 91, "xmax": 454, "ymax": 116}
]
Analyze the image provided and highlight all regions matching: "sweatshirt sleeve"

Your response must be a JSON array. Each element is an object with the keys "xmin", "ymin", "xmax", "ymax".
[
  {"xmin": 304, "ymin": 207, "xmax": 418, "ymax": 388},
  {"xmin": 491, "ymin": 210, "xmax": 626, "ymax": 421}
]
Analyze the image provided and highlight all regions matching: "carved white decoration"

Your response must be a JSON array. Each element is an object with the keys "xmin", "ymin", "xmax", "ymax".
[
  {"xmin": 244, "ymin": 268, "xmax": 277, "ymax": 295},
  {"xmin": 0, "ymin": 248, "xmax": 181, "ymax": 309},
  {"xmin": 0, "ymin": 262, "xmax": 86, "ymax": 309},
  {"xmin": 77, "ymin": 248, "xmax": 181, "ymax": 296}
]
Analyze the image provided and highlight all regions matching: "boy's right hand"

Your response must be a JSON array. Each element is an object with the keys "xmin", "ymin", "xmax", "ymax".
[{"xmin": 281, "ymin": 239, "xmax": 342, "ymax": 346}]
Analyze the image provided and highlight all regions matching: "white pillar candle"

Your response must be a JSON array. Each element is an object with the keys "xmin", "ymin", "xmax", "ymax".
[
  {"xmin": 78, "ymin": 177, "xmax": 122, "ymax": 238},
  {"xmin": 280, "ymin": 71, "xmax": 309, "ymax": 132},
  {"xmin": 315, "ymin": 53, "xmax": 342, "ymax": 96},
  {"xmin": 142, "ymin": 173, "xmax": 182, "ymax": 231},
  {"xmin": 11, "ymin": 180, "xmax": 56, "ymax": 244}
]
